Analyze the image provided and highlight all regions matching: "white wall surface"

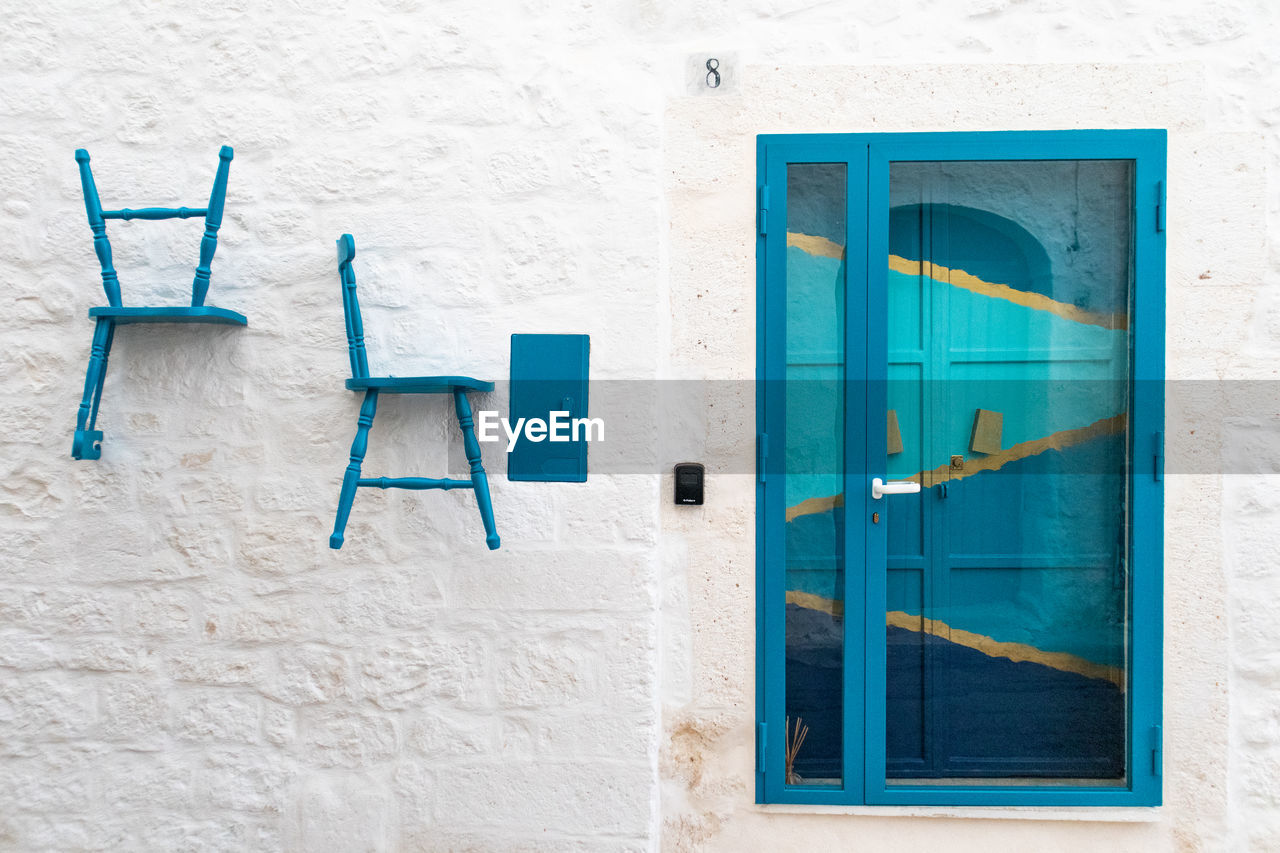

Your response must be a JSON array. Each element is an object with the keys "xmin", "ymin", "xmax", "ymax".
[{"xmin": 1, "ymin": 1, "xmax": 1278, "ymax": 851}]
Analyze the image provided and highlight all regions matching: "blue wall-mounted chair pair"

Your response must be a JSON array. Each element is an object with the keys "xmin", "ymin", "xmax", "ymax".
[
  {"xmin": 71, "ymin": 146, "xmax": 243, "ymax": 460},
  {"xmin": 71, "ymin": 148, "xmax": 500, "ymax": 552}
]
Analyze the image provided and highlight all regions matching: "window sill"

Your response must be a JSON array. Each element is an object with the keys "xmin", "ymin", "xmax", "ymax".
[{"xmin": 757, "ymin": 804, "xmax": 1162, "ymax": 822}]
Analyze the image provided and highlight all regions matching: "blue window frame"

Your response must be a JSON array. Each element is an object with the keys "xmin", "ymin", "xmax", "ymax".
[{"xmin": 755, "ymin": 130, "xmax": 1165, "ymax": 807}]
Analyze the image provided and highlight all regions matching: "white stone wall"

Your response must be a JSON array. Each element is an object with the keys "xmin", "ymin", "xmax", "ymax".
[{"xmin": 1, "ymin": 1, "xmax": 1278, "ymax": 851}]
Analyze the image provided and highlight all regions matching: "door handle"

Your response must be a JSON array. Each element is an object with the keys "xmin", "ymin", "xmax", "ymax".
[{"xmin": 871, "ymin": 477, "xmax": 921, "ymax": 500}]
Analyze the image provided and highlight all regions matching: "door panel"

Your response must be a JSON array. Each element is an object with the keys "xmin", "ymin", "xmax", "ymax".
[
  {"xmin": 883, "ymin": 160, "xmax": 1132, "ymax": 783},
  {"xmin": 760, "ymin": 133, "xmax": 1162, "ymax": 807},
  {"xmin": 782, "ymin": 162, "xmax": 846, "ymax": 786}
]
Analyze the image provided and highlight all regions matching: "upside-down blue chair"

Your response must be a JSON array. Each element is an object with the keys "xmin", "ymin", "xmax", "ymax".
[
  {"xmin": 329, "ymin": 234, "xmax": 500, "ymax": 551},
  {"xmin": 71, "ymin": 145, "xmax": 245, "ymax": 460}
]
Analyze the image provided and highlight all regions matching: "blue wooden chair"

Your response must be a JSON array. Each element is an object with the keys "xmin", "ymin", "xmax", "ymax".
[
  {"xmin": 330, "ymin": 234, "xmax": 500, "ymax": 551},
  {"xmin": 71, "ymin": 145, "xmax": 245, "ymax": 460}
]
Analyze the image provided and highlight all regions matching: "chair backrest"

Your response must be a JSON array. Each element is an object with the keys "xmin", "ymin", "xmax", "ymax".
[
  {"xmin": 74, "ymin": 145, "xmax": 234, "ymax": 308},
  {"xmin": 336, "ymin": 234, "xmax": 370, "ymax": 380}
]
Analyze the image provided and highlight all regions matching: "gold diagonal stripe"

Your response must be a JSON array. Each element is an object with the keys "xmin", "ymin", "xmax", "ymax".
[
  {"xmin": 787, "ymin": 231, "xmax": 845, "ymax": 260},
  {"xmin": 887, "ymin": 610, "xmax": 1123, "ymax": 689},
  {"xmin": 784, "ymin": 590, "xmax": 1123, "ymax": 689},
  {"xmin": 784, "ymin": 230, "xmax": 1128, "ymax": 330},
  {"xmin": 785, "ymin": 493, "xmax": 844, "ymax": 523},
  {"xmin": 786, "ymin": 589, "xmax": 845, "ymax": 618},
  {"xmin": 888, "ymin": 254, "xmax": 1128, "ymax": 330},
  {"xmin": 914, "ymin": 412, "xmax": 1127, "ymax": 488},
  {"xmin": 783, "ymin": 413, "xmax": 1127, "ymax": 523}
]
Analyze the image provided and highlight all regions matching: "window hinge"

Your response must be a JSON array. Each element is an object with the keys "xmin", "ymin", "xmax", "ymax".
[
  {"xmin": 1155, "ymin": 180, "xmax": 1165, "ymax": 233},
  {"xmin": 1154, "ymin": 430, "xmax": 1164, "ymax": 482},
  {"xmin": 758, "ymin": 432, "xmax": 768, "ymax": 484},
  {"xmin": 757, "ymin": 722, "xmax": 767, "ymax": 774},
  {"xmin": 758, "ymin": 185, "xmax": 770, "ymax": 236},
  {"xmin": 1151, "ymin": 724, "xmax": 1163, "ymax": 776}
]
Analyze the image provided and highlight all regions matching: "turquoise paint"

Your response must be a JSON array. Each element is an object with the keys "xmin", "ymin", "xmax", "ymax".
[
  {"xmin": 329, "ymin": 234, "xmax": 500, "ymax": 551},
  {"xmin": 889, "ymin": 200, "xmax": 1130, "ymax": 315},
  {"xmin": 886, "ymin": 263, "xmax": 1128, "ymax": 479},
  {"xmin": 783, "ymin": 253, "xmax": 1128, "ymax": 499},
  {"xmin": 784, "ymin": 229, "xmax": 1129, "ymax": 669},
  {"xmin": 785, "ymin": 247, "xmax": 845, "ymax": 360},
  {"xmin": 758, "ymin": 131, "xmax": 1165, "ymax": 807},
  {"xmin": 87, "ymin": 306, "xmax": 247, "ymax": 326},
  {"xmin": 784, "ymin": 243, "xmax": 845, "ymax": 509},
  {"xmin": 787, "ymin": 434, "xmax": 1128, "ymax": 669},
  {"xmin": 508, "ymin": 334, "xmax": 592, "ymax": 483},
  {"xmin": 779, "ymin": 160, "xmax": 853, "ymax": 793},
  {"xmin": 889, "ymin": 203, "xmax": 1052, "ymax": 305},
  {"xmin": 71, "ymin": 146, "xmax": 244, "ymax": 461}
]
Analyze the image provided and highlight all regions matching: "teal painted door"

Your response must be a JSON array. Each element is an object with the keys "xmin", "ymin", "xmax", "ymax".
[
  {"xmin": 880, "ymin": 161, "xmax": 1132, "ymax": 782},
  {"xmin": 781, "ymin": 156, "xmax": 1135, "ymax": 785}
]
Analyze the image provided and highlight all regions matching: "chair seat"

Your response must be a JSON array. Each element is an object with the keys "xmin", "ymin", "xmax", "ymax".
[
  {"xmin": 346, "ymin": 375, "xmax": 494, "ymax": 394},
  {"xmin": 89, "ymin": 306, "xmax": 248, "ymax": 326}
]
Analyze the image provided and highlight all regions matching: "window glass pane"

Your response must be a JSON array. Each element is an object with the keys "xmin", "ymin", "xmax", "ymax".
[
  {"xmin": 784, "ymin": 162, "xmax": 846, "ymax": 786},
  {"xmin": 885, "ymin": 160, "xmax": 1132, "ymax": 785}
]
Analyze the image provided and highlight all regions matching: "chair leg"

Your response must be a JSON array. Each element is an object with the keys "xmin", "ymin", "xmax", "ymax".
[
  {"xmin": 454, "ymin": 389, "xmax": 500, "ymax": 550},
  {"xmin": 330, "ymin": 389, "xmax": 378, "ymax": 550},
  {"xmin": 89, "ymin": 321, "xmax": 115, "ymax": 431},
  {"xmin": 72, "ymin": 318, "xmax": 113, "ymax": 460}
]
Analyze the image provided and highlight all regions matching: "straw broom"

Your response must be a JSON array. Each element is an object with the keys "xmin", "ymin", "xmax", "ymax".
[{"xmin": 785, "ymin": 715, "xmax": 809, "ymax": 785}]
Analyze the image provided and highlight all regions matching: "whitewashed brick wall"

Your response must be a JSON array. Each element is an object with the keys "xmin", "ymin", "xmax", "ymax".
[{"xmin": 2, "ymin": 1, "xmax": 1278, "ymax": 851}]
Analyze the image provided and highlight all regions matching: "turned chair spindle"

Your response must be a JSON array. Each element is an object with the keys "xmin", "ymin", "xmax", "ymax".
[
  {"xmin": 329, "ymin": 234, "xmax": 500, "ymax": 551},
  {"xmin": 70, "ymin": 146, "xmax": 246, "ymax": 460}
]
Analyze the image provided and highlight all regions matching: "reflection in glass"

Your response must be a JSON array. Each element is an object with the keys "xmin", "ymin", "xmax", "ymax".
[
  {"xmin": 885, "ymin": 161, "xmax": 1133, "ymax": 785},
  {"xmin": 784, "ymin": 162, "xmax": 846, "ymax": 786}
]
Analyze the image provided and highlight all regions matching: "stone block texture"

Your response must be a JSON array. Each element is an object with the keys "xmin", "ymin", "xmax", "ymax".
[{"xmin": 1, "ymin": 1, "xmax": 1278, "ymax": 851}]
